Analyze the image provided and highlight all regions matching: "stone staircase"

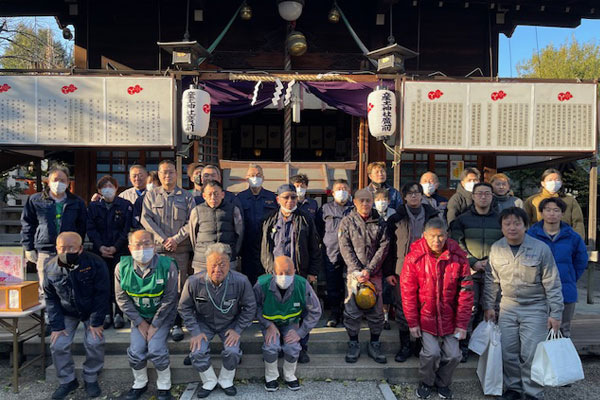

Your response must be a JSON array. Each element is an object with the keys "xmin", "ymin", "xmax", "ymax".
[
  {"xmin": 31, "ymin": 320, "xmax": 480, "ymax": 385},
  {"xmin": 0, "ymin": 204, "xmax": 22, "ymax": 247}
]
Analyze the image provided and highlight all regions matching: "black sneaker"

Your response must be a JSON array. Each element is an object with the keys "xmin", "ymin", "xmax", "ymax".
[
  {"xmin": 221, "ymin": 385, "xmax": 237, "ymax": 396},
  {"xmin": 103, "ymin": 315, "xmax": 112, "ymax": 329},
  {"xmin": 383, "ymin": 320, "xmax": 391, "ymax": 330},
  {"xmin": 326, "ymin": 311, "xmax": 341, "ymax": 328},
  {"xmin": 264, "ymin": 379, "xmax": 279, "ymax": 392},
  {"xmin": 416, "ymin": 382, "xmax": 433, "ymax": 399},
  {"xmin": 501, "ymin": 390, "xmax": 522, "ymax": 400},
  {"xmin": 51, "ymin": 379, "xmax": 79, "ymax": 400},
  {"xmin": 171, "ymin": 325, "xmax": 184, "ymax": 342},
  {"xmin": 286, "ymin": 380, "xmax": 301, "ymax": 391},
  {"xmin": 113, "ymin": 314, "xmax": 125, "ymax": 329},
  {"xmin": 437, "ymin": 386, "xmax": 453, "ymax": 399},
  {"xmin": 124, "ymin": 385, "xmax": 147, "ymax": 400},
  {"xmin": 298, "ymin": 348, "xmax": 310, "ymax": 364},
  {"xmin": 183, "ymin": 355, "xmax": 191, "ymax": 365},
  {"xmin": 196, "ymin": 387, "xmax": 213, "ymax": 398},
  {"xmin": 367, "ymin": 341, "xmax": 387, "ymax": 364},
  {"xmin": 157, "ymin": 389, "xmax": 173, "ymax": 400},
  {"xmin": 524, "ymin": 395, "xmax": 540, "ymax": 400},
  {"xmin": 394, "ymin": 344, "xmax": 412, "ymax": 363},
  {"xmin": 84, "ymin": 381, "xmax": 101, "ymax": 398},
  {"xmin": 345, "ymin": 340, "xmax": 360, "ymax": 363},
  {"xmin": 460, "ymin": 346, "xmax": 469, "ymax": 363}
]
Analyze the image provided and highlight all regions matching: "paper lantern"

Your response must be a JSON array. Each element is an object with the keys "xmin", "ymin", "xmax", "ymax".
[
  {"xmin": 367, "ymin": 88, "xmax": 396, "ymax": 139},
  {"xmin": 182, "ymin": 85, "xmax": 211, "ymax": 137}
]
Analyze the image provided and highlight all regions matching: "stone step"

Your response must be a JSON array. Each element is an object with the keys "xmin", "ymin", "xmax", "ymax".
[{"xmin": 44, "ymin": 353, "xmax": 480, "ymax": 385}]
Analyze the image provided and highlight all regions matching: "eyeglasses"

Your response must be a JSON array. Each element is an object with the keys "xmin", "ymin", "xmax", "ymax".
[
  {"xmin": 473, "ymin": 192, "xmax": 493, "ymax": 197},
  {"xmin": 406, "ymin": 191, "xmax": 421, "ymax": 197}
]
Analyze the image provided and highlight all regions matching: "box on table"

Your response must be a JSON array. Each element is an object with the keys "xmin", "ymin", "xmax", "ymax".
[{"xmin": 0, "ymin": 281, "xmax": 39, "ymax": 312}]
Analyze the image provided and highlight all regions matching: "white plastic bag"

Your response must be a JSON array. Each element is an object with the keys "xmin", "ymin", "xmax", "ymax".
[
  {"xmin": 476, "ymin": 323, "xmax": 503, "ymax": 396},
  {"xmin": 469, "ymin": 320, "xmax": 493, "ymax": 355},
  {"xmin": 531, "ymin": 330, "xmax": 584, "ymax": 387}
]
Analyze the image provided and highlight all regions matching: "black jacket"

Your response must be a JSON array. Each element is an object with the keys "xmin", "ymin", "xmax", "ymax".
[
  {"xmin": 260, "ymin": 208, "xmax": 322, "ymax": 277},
  {"xmin": 43, "ymin": 251, "xmax": 110, "ymax": 331}
]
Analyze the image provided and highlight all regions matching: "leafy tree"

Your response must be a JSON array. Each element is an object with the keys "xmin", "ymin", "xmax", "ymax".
[{"xmin": 0, "ymin": 20, "xmax": 71, "ymax": 69}]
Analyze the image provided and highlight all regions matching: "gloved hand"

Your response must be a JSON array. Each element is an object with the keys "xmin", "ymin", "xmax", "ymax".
[{"xmin": 25, "ymin": 250, "xmax": 38, "ymax": 263}]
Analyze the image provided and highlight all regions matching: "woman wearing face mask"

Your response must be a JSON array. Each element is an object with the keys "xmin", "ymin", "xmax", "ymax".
[
  {"xmin": 21, "ymin": 165, "xmax": 87, "ymax": 302},
  {"xmin": 489, "ymin": 173, "xmax": 523, "ymax": 212},
  {"xmin": 382, "ymin": 182, "xmax": 439, "ymax": 362},
  {"xmin": 374, "ymin": 189, "xmax": 396, "ymax": 222},
  {"xmin": 523, "ymin": 168, "xmax": 585, "ymax": 238},
  {"xmin": 87, "ymin": 175, "xmax": 133, "ymax": 329}
]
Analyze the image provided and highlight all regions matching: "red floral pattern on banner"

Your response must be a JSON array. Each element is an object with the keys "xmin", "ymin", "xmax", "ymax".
[
  {"xmin": 61, "ymin": 84, "xmax": 77, "ymax": 94},
  {"xmin": 427, "ymin": 89, "xmax": 443, "ymax": 100},
  {"xmin": 127, "ymin": 84, "xmax": 143, "ymax": 95},
  {"xmin": 558, "ymin": 91, "xmax": 573, "ymax": 102},
  {"xmin": 491, "ymin": 90, "xmax": 506, "ymax": 101},
  {"xmin": 0, "ymin": 84, "xmax": 11, "ymax": 93}
]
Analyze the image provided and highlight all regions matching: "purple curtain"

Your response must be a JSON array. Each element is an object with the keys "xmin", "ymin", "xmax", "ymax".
[{"xmin": 187, "ymin": 78, "xmax": 395, "ymax": 118}]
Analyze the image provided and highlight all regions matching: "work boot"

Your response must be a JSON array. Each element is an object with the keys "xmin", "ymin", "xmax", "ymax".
[
  {"xmin": 171, "ymin": 325, "xmax": 184, "ymax": 342},
  {"xmin": 395, "ymin": 331, "xmax": 412, "ymax": 363},
  {"xmin": 416, "ymin": 382, "xmax": 432, "ymax": 399},
  {"xmin": 51, "ymin": 379, "xmax": 79, "ymax": 400},
  {"xmin": 84, "ymin": 381, "xmax": 101, "ymax": 398},
  {"xmin": 367, "ymin": 341, "xmax": 387, "ymax": 364},
  {"xmin": 298, "ymin": 345, "xmax": 310, "ymax": 364},
  {"xmin": 501, "ymin": 390, "xmax": 522, "ymax": 400},
  {"xmin": 103, "ymin": 314, "xmax": 112, "ymax": 329},
  {"xmin": 124, "ymin": 386, "xmax": 147, "ymax": 400},
  {"xmin": 183, "ymin": 355, "xmax": 192, "ymax": 365},
  {"xmin": 114, "ymin": 314, "xmax": 125, "ymax": 329},
  {"xmin": 157, "ymin": 389, "xmax": 173, "ymax": 400},
  {"xmin": 326, "ymin": 310, "xmax": 342, "ymax": 327},
  {"xmin": 383, "ymin": 320, "xmax": 391, "ymax": 330},
  {"xmin": 437, "ymin": 386, "xmax": 453, "ymax": 399},
  {"xmin": 460, "ymin": 345, "xmax": 469, "ymax": 363},
  {"xmin": 345, "ymin": 340, "xmax": 360, "ymax": 363},
  {"xmin": 264, "ymin": 379, "xmax": 279, "ymax": 392},
  {"xmin": 523, "ymin": 395, "xmax": 540, "ymax": 400}
]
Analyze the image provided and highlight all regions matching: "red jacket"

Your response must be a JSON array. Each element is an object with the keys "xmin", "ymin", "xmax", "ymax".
[{"xmin": 400, "ymin": 238, "xmax": 473, "ymax": 337}]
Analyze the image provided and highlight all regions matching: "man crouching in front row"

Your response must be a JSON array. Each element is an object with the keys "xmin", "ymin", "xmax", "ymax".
[
  {"xmin": 254, "ymin": 256, "xmax": 322, "ymax": 392},
  {"xmin": 115, "ymin": 229, "xmax": 179, "ymax": 400},
  {"xmin": 178, "ymin": 243, "xmax": 256, "ymax": 398}
]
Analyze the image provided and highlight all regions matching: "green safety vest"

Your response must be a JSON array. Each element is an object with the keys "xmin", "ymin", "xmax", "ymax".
[
  {"xmin": 258, "ymin": 274, "xmax": 306, "ymax": 327},
  {"xmin": 119, "ymin": 255, "xmax": 172, "ymax": 320}
]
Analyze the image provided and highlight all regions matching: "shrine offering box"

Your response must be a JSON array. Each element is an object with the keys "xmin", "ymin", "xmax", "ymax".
[{"xmin": 0, "ymin": 281, "xmax": 39, "ymax": 312}]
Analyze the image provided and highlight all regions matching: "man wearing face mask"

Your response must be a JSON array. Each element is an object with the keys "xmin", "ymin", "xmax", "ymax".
[
  {"xmin": 194, "ymin": 165, "xmax": 243, "ymax": 212},
  {"xmin": 187, "ymin": 162, "xmax": 204, "ymax": 197},
  {"xmin": 21, "ymin": 165, "xmax": 87, "ymax": 299},
  {"xmin": 290, "ymin": 174, "xmax": 318, "ymax": 221},
  {"xmin": 87, "ymin": 175, "xmax": 133, "ymax": 330},
  {"xmin": 114, "ymin": 230, "xmax": 179, "ymax": 400},
  {"xmin": 419, "ymin": 171, "xmax": 448, "ymax": 215},
  {"xmin": 179, "ymin": 243, "xmax": 256, "ymax": 398},
  {"xmin": 188, "ymin": 180, "xmax": 244, "ymax": 273},
  {"xmin": 339, "ymin": 189, "xmax": 390, "ymax": 364},
  {"xmin": 237, "ymin": 164, "xmax": 277, "ymax": 285},
  {"xmin": 374, "ymin": 189, "xmax": 396, "ymax": 221},
  {"xmin": 44, "ymin": 232, "xmax": 110, "ymax": 399},
  {"xmin": 254, "ymin": 256, "xmax": 322, "ymax": 392},
  {"xmin": 366, "ymin": 161, "xmax": 402, "ymax": 210},
  {"xmin": 260, "ymin": 184, "xmax": 321, "ymax": 363},
  {"xmin": 446, "ymin": 167, "xmax": 481, "ymax": 225},
  {"xmin": 315, "ymin": 179, "xmax": 353, "ymax": 327}
]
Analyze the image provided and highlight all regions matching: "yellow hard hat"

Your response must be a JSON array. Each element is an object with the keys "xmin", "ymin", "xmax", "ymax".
[{"xmin": 355, "ymin": 281, "xmax": 377, "ymax": 310}]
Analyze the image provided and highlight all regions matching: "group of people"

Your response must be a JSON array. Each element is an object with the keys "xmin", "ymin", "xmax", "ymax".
[{"xmin": 19, "ymin": 160, "xmax": 588, "ymax": 400}]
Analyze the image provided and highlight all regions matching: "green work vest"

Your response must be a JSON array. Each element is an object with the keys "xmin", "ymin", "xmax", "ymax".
[
  {"xmin": 258, "ymin": 274, "xmax": 306, "ymax": 327},
  {"xmin": 119, "ymin": 255, "xmax": 172, "ymax": 320}
]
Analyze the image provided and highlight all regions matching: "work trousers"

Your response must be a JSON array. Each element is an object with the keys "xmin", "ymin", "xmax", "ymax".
[
  {"xmin": 343, "ymin": 278, "xmax": 384, "ymax": 337},
  {"xmin": 561, "ymin": 302, "xmax": 576, "ymax": 338},
  {"xmin": 419, "ymin": 332, "xmax": 462, "ymax": 388},
  {"xmin": 128, "ymin": 321, "xmax": 171, "ymax": 371},
  {"xmin": 262, "ymin": 324, "xmax": 302, "ymax": 363},
  {"xmin": 189, "ymin": 328, "xmax": 242, "ymax": 372}
]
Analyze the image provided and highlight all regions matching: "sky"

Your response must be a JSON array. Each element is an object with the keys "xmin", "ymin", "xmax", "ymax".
[{"xmin": 498, "ymin": 18, "xmax": 600, "ymax": 78}]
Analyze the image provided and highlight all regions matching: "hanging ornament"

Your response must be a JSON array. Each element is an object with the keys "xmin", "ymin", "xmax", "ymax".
[
  {"xmin": 367, "ymin": 87, "xmax": 396, "ymax": 139},
  {"xmin": 182, "ymin": 84, "xmax": 211, "ymax": 137}
]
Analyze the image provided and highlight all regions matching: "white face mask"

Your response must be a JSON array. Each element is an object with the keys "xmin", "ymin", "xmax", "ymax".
[
  {"xmin": 131, "ymin": 248, "xmax": 155, "ymax": 264},
  {"xmin": 280, "ymin": 205, "xmax": 297, "ymax": 214},
  {"xmin": 421, "ymin": 183, "xmax": 436, "ymax": 196},
  {"xmin": 49, "ymin": 181, "xmax": 68, "ymax": 195},
  {"xmin": 374, "ymin": 200, "xmax": 388, "ymax": 214},
  {"xmin": 100, "ymin": 187, "xmax": 116, "ymax": 200},
  {"xmin": 464, "ymin": 181, "xmax": 476, "ymax": 193},
  {"xmin": 296, "ymin": 187, "xmax": 307, "ymax": 198},
  {"xmin": 544, "ymin": 180, "xmax": 562, "ymax": 194},
  {"xmin": 333, "ymin": 190, "xmax": 349, "ymax": 203},
  {"xmin": 275, "ymin": 274, "xmax": 294, "ymax": 289},
  {"xmin": 146, "ymin": 183, "xmax": 154, "ymax": 191},
  {"xmin": 248, "ymin": 176, "xmax": 263, "ymax": 188}
]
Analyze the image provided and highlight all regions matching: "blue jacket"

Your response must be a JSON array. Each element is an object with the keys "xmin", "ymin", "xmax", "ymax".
[
  {"xmin": 21, "ymin": 190, "xmax": 87, "ymax": 253},
  {"xmin": 298, "ymin": 197, "xmax": 318, "ymax": 221},
  {"xmin": 86, "ymin": 197, "xmax": 133, "ymax": 257},
  {"xmin": 367, "ymin": 183, "xmax": 402, "ymax": 210},
  {"xmin": 43, "ymin": 251, "xmax": 110, "ymax": 331},
  {"xmin": 527, "ymin": 221, "xmax": 588, "ymax": 303}
]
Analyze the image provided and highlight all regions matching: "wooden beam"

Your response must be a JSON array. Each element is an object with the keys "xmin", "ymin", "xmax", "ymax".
[{"xmin": 588, "ymin": 158, "xmax": 598, "ymax": 304}]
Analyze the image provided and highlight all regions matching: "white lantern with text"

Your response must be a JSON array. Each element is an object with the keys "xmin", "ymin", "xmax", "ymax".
[
  {"xmin": 367, "ymin": 88, "xmax": 396, "ymax": 139},
  {"xmin": 182, "ymin": 84, "xmax": 211, "ymax": 137}
]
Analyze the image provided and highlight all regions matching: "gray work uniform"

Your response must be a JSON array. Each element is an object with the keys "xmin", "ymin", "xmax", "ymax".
[
  {"xmin": 188, "ymin": 201, "xmax": 244, "ymax": 273},
  {"xmin": 119, "ymin": 187, "xmax": 145, "ymax": 205},
  {"xmin": 253, "ymin": 277, "xmax": 321, "ymax": 363},
  {"xmin": 338, "ymin": 209, "xmax": 390, "ymax": 337},
  {"xmin": 178, "ymin": 271, "xmax": 256, "ymax": 372},
  {"xmin": 141, "ymin": 186, "xmax": 195, "ymax": 290},
  {"xmin": 114, "ymin": 255, "xmax": 179, "ymax": 371},
  {"xmin": 485, "ymin": 235, "xmax": 564, "ymax": 399}
]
